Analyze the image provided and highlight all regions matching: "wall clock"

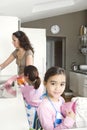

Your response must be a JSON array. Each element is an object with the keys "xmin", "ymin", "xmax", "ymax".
[{"xmin": 51, "ymin": 25, "xmax": 60, "ymax": 34}]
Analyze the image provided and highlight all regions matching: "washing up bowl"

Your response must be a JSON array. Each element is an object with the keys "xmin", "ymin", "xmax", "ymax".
[
  {"xmin": 0, "ymin": 75, "xmax": 12, "ymax": 85},
  {"xmin": 79, "ymin": 65, "xmax": 87, "ymax": 71}
]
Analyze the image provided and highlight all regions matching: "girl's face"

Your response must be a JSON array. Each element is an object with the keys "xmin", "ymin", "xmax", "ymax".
[
  {"xmin": 12, "ymin": 35, "xmax": 20, "ymax": 48},
  {"xmin": 44, "ymin": 74, "xmax": 66, "ymax": 101}
]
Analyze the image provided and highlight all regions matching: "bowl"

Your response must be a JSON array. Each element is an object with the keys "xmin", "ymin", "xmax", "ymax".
[{"xmin": 79, "ymin": 65, "xmax": 87, "ymax": 70}]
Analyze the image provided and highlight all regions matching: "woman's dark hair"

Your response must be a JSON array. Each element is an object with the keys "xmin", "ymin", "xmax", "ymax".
[
  {"xmin": 44, "ymin": 66, "xmax": 66, "ymax": 82},
  {"xmin": 24, "ymin": 65, "xmax": 41, "ymax": 89},
  {"xmin": 13, "ymin": 30, "xmax": 34, "ymax": 53}
]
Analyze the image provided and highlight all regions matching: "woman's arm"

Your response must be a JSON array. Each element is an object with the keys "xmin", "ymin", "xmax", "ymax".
[
  {"xmin": 0, "ymin": 54, "xmax": 15, "ymax": 70},
  {"xmin": 25, "ymin": 50, "xmax": 34, "ymax": 66},
  {"xmin": 26, "ymin": 54, "xmax": 34, "ymax": 65}
]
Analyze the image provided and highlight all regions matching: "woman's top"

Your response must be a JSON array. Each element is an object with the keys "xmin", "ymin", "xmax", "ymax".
[
  {"xmin": 12, "ymin": 49, "xmax": 34, "ymax": 75},
  {"xmin": 37, "ymin": 96, "xmax": 75, "ymax": 130},
  {"xmin": 21, "ymin": 83, "xmax": 44, "ymax": 107}
]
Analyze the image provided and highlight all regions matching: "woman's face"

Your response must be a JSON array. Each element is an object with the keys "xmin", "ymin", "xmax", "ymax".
[
  {"xmin": 44, "ymin": 74, "xmax": 66, "ymax": 101},
  {"xmin": 12, "ymin": 35, "xmax": 20, "ymax": 48}
]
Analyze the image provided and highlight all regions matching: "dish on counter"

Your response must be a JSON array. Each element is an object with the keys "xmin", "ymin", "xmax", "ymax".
[{"xmin": 79, "ymin": 65, "xmax": 87, "ymax": 70}]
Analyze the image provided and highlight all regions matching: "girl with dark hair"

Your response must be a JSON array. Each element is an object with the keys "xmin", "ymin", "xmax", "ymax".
[
  {"xmin": 20, "ymin": 65, "xmax": 44, "ymax": 128},
  {"xmin": 37, "ymin": 66, "xmax": 75, "ymax": 130},
  {"xmin": 0, "ymin": 30, "xmax": 34, "ymax": 75}
]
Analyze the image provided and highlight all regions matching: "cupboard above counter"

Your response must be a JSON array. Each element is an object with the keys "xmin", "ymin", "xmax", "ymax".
[{"xmin": 69, "ymin": 71, "xmax": 87, "ymax": 97}]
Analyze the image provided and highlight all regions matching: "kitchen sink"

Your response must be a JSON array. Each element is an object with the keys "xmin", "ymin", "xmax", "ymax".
[{"xmin": 0, "ymin": 75, "xmax": 12, "ymax": 85}]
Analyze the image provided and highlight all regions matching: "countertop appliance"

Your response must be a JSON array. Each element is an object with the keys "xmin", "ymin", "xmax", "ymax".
[{"xmin": 79, "ymin": 65, "xmax": 87, "ymax": 70}]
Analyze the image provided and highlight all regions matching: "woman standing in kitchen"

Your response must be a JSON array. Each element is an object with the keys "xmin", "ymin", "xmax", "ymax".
[{"xmin": 0, "ymin": 30, "xmax": 34, "ymax": 76}]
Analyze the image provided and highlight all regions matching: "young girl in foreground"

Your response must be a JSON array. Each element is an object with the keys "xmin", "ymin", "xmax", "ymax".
[
  {"xmin": 20, "ymin": 65, "xmax": 44, "ymax": 128},
  {"xmin": 37, "ymin": 66, "xmax": 75, "ymax": 130}
]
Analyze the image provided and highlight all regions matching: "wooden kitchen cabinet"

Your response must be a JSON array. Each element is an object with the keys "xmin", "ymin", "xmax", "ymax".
[{"xmin": 69, "ymin": 71, "xmax": 87, "ymax": 97}]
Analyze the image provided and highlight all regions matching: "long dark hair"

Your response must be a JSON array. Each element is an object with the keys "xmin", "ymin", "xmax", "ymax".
[
  {"xmin": 24, "ymin": 65, "xmax": 41, "ymax": 89},
  {"xmin": 13, "ymin": 30, "xmax": 34, "ymax": 53}
]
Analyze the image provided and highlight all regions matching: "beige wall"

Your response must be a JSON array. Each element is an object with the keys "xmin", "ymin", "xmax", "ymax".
[{"xmin": 22, "ymin": 10, "xmax": 87, "ymax": 90}]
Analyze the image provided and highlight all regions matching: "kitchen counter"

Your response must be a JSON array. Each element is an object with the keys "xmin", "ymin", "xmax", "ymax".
[
  {"xmin": 0, "ymin": 75, "xmax": 14, "ymax": 85},
  {"xmin": 70, "ymin": 71, "xmax": 87, "ymax": 97},
  {"xmin": 0, "ymin": 86, "xmax": 29, "ymax": 130},
  {"xmin": 70, "ymin": 70, "xmax": 87, "ymax": 75}
]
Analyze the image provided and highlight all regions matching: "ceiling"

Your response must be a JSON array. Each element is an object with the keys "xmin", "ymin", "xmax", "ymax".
[{"xmin": 0, "ymin": 0, "xmax": 87, "ymax": 23}]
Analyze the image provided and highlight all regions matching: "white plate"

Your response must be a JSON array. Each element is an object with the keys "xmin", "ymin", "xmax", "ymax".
[{"xmin": 79, "ymin": 65, "xmax": 87, "ymax": 70}]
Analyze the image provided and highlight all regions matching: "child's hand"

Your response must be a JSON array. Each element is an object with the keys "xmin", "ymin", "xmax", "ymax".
[
  {"xmin": 66, "ymin": 110, "xmax": 75, "ymax": 119},
  {"xmin": 17, "ymin": 76, "xmax": 26, "ymax": 85}
]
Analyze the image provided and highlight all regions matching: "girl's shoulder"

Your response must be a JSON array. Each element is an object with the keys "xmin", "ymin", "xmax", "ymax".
[
  {"xmin": 40, "ymin": 96, "xmax": 65, "ymax": 105},
  {"xmin": 37, "ymin": 97, "xmax": 52, "ymax": 113},
  {"xmin": 59, "ymin": 96, "xmax": 65, "ymax": 104},
  {"xmin": 60, "ymin": 96, "xmax": 65, "ymax": 101},
  {"xmin": 39, "ymin": 97, "xmax": 50, "ymax": 106}
]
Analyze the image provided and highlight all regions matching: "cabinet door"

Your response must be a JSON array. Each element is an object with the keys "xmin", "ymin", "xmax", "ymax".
[
  {"xmin": 69, "ymin": 72, "xmax": 79, "ymax": 95},
  {"xmin": 0, "ymin": 16, "xmax": 18, "ymax": 76},
  {"xmin": 78, "ymin": 74, "xmax": 87, "ymax": 96},
  {"xmin": 70, "ymin": 72, "xmax": 87, "ymax": 96},
  {"xmin": 78, "ymin": 74, "xmax": 84, "ymax": 96}
]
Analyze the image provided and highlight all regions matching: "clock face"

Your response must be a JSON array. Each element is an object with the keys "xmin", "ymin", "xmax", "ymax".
[{"xmin": 51, "ymin": 25, "xmax": 60, "ymax": 34}]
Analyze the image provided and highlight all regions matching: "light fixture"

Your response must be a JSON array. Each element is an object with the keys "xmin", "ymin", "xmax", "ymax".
[{"xmin": 32, "ymin": 0, "xmax": 75, "ymax": 13}]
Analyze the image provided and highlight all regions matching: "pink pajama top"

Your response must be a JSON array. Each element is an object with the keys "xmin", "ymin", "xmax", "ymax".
[
  {"xmin": 21, "ymin": 83, "xmax": 44, "ymax": 107},
  {"xmin": 37, "ymin": 96, "xmax": 75, "ymax": 130}
]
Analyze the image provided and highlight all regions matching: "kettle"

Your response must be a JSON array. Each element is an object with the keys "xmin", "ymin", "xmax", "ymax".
[
  {"xmin": 73, "ymin": 65, "xmax": 78, "ymax": 71},
  {"xmin": 71, "ymin": 62, "xmax": 78, "ymax": 71}
]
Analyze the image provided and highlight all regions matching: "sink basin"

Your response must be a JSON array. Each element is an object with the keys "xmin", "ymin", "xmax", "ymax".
[
  {"xmin": 0, "ymin": 75, "xmax": 12, "ymax": 85},
  {"xmin": 0, "ymin": 80, "xmax": 7, "ymax": 85},
  {"xmin": 79, "ymin": 65, "xmax": 87, "ymax": 71}
]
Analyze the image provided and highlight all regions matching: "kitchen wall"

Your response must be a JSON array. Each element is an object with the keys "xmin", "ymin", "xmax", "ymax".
[{"xmin": 22, "ymin": 10, "xmax": 87, "ymax": 91}]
